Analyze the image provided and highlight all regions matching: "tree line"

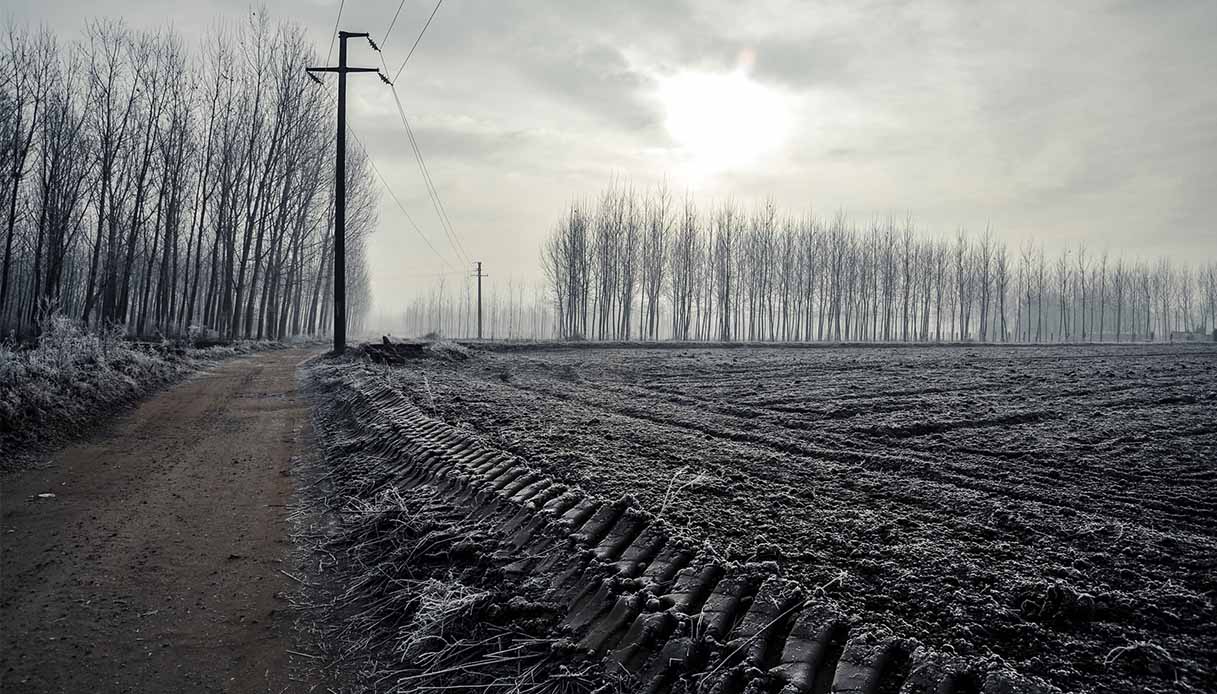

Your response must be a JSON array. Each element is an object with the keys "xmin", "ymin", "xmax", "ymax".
[
  {"xmin": 381, "ymin": 273, "xmax": 551, "ymax": 341},
  {"xmin": 0, "ymin": 14, "xmax": 377, "ymax": 341},
  {"xmin": 542, "ymin": 183, "xmax": 1217, "ymax": 343}
]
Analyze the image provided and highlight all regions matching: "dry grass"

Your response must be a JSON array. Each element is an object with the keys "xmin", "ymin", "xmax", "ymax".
[
  {"xmin": 293, "ymin": 474, "xmax": 627, "ymax": 693},
  {"xmin": 0, "ymin": 315, "xmax": 279, "ymax": 460}
]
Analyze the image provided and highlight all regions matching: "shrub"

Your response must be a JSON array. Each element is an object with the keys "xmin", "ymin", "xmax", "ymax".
[{"xmin": 0, "ymin": 314, "xmax": 277, "ymax": 464}]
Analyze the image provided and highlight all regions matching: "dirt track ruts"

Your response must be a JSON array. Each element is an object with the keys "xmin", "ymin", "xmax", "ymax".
[
  {"xmin": 375, "ymin": 343, "xmax": 1217, "ymax": 694},
  {"xmin": 1, "ymin": 348, "xmax": 317, "ymax": 693},
  {"xmin": 308, "ymin": 357, "xmax": 1060, "ymax": 694}
]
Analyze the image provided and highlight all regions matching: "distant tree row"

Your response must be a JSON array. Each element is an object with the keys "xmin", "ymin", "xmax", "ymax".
[
  {"xmin": 542, "ymin": 183, "xmax": 1217, "ymax": 343},
  {"xmin": 386, "ymin": 274, "xmax": 552, "ymax": 341},
  {"xmin": 0, "ymin": 14, "xmax": 377, "ymax": 340}
]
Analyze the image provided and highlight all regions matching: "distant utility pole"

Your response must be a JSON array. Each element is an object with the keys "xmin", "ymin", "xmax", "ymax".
[
  {"xmin": 307, "ymin": 31, "xmax": 387, "ymax": 354},
  {"xmin": 474, "ymin": 261, "xmax": 488, "ymax": 340}
]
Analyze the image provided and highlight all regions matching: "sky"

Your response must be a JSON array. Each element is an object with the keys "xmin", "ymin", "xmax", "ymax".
[{"xmin": 8, "ymin": 0, "xmax": 1217, "ymax": 315}]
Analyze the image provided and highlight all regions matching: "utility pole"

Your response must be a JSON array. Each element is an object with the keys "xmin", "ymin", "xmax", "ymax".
[
  {"xmin": 474, "ymin": 261, "xmax": 487, "ymax": 340},
  {"xmin": 307, "ymin": 31, "xmax": 386, "ymax": 354}
]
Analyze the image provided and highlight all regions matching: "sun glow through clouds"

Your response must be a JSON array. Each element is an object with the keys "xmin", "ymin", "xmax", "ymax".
[{"xmin": 658, "ymin": 63, "xmax": 792, "ymax": 177}]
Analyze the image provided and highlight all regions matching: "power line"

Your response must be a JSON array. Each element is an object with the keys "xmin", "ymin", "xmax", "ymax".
[
  {"xmin": 320, "ymin": 11, "xmax": 457, "ymax": 272},
  {"xmin": 355, "ymin": 0, "xmax": 469, "ymax": 270},
  {"xmin": 371, "ymin": 29, "xmax": 471, "ymax": 267},
  {"xmin": 393, "ymin": 88, "xmax": 461, "ymax": 255},
  {"xmin": 402, "ymin": 98, "xmax": 470, "ymax": 263},
  {"xmin": 371, "ymin": 48, "xmax": 472, "ymax": 268},
  {"xmin": 325, "ymin": 0, "xmax": 346, "ymax": 64},
  {"xmin": 348, "ymin": 126, "xmax": 461, "ymax": 272},
  {"xmin": 386, "ymin": 84, "xmax": 471, "ymax": 266},
  {"xmin": 382, "ymin": 0, "xmax": 409, "ymax": 48},
  {"xmin": 396, "ymin": 269, "xmax": 469, "ymax": 279},
  {"xmin": 334, "ymin": 97, "xmax": 462, "ymax": 273},
  {"xmin": 393, "ymin": 0, "xmax": 443, "ymax": 82}
]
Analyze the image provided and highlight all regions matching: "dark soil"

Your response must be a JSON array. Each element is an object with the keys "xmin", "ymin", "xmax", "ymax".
[
  {"xmin": 300, "ymin": 366, "xmax": 630, "ymax": 693},
  {"xmin": 380, "ymin": 343, "xmax": 1217, "ymax": 694}
]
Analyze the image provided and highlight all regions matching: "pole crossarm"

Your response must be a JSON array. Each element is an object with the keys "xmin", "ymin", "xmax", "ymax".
[{"xmin": 306, "ymin": 67, "xmax": 381, "ymax": 74}]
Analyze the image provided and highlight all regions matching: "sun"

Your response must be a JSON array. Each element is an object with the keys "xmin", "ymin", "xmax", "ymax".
[{"xmin": 657, "ymin": 67, "xmax": 791, "ymax": 176}]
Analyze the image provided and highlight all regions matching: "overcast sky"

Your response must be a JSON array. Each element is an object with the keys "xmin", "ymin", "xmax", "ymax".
[{"xmin": 9, "ymin": 1, "xmax": 1217, "ymax": 314}]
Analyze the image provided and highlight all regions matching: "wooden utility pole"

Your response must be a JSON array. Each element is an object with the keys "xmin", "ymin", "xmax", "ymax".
[
  {"xmin": 474, "ymin": 261, "xmax": 487, "ymax": 340},
  {"xmin": 307, "ymin": 31, "xmax": 384, "ymax": 353}
]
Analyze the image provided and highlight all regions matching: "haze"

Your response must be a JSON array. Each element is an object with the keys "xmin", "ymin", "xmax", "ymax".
[{"xmin": 9, "ymin": 0, "xmax": 1216, "ymax": 316}]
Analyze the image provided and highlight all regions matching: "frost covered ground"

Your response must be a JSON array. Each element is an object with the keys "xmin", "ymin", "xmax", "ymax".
[
  {"xmin": 378, "ymin": 343, "xmax": 1217, "ymax": 694},
  {"xmin": 0, "ymin": 319, "xmax": 283, "ymax": 465}
]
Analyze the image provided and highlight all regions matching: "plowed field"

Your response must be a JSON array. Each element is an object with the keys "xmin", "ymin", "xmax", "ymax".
[{"xmin": 381, "ymin": 343, "xmax": 1217, "ymax": 694}]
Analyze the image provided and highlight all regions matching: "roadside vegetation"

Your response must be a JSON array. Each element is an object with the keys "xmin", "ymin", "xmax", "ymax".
[{"xmin": 0, "ymin": 314, "xmax": 278, "ymax": 464}]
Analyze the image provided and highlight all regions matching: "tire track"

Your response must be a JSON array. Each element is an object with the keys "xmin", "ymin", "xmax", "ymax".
[{"xmin": 309, "ymin": 364, "xmax": 1057, "ymax": 694}]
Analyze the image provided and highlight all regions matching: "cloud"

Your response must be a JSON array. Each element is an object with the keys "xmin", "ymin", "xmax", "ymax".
[
  {"xmin": 517, "ymin": 42, "xmax": 659, "ymax": 132},
  {"xmin": 9, "ymin": 0, "xmax": 1216, "ymax": 306}
]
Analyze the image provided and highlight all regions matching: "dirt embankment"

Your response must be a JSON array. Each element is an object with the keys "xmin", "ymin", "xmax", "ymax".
[{"xmin": 1, "ymin": 348, "xmax": 319, "ymax": 693}]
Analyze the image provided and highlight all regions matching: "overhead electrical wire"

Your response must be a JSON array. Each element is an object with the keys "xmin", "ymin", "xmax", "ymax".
[
  {"xmin": 401, "ymin": 107, "xmax": 466, "ymax": 261},
  {"xmin": 368, "ymin": 0, "xmax": 472, "ymax": 269},
  {"xmin": 325, "ymin": 0, "xmax": 345, "ymax": 64},
  {"xmin": 393, "ymin": 0, "xmax": 443, "ymax": 82},
  {"xmin": 387, "ymin": 85, "xmax": 472, "ymax": 266},
  {"xmin": 396, "ymin": 269, "xmax": 469, "ymax": 279},
  {"xmin": 316, "ymin": 0, "xmax": 468, "ymax": 274},
  {"xmin": 347, "ymin": 126, "xmax": 460, "ymax": 272},
  {"xmin": 382, "ymin": 0, "xmax": 409, "ymax": 47}
]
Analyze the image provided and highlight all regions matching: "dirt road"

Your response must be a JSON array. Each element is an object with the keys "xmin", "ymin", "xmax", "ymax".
[{"xmin": 2, "ymin": 348, "xmax": 318, "ymax": 693}]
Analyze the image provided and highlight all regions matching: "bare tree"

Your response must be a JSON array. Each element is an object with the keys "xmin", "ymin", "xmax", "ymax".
[
  {"xmin": 1, "ymin": 12, "xmax": 377, "ymax": 340},
  {"xmin": 1096, "ymin": 248, "xmax": 1109, "ymax": 340},
  {"xmin": 1205, "ymin": 261, "xmax": 1217, "ymax": 334},
  {"xmin": 953, "ymin": 228, "xmax": 974, "ymax": 340},
  {"xmin": 1055, "ymin": 249, "xmax": 1070, "ymax": 341},
  {"xmin": 993, "ymin": 242, "xmax": 1009, "ymax": 342},
  {"xmin": 899, "ymin": 218, "xmax": 915, "ymax": 341},
  {"xmin": 1153, "ymin": 257, "xmax": 1172, "ymax": 338},
  {"xmin": 1035, "ymin": 244, "xmax": 1047, "ymax": 342},
  {"xmin": 543, "ymin": 201, "xmax": 592, "ymax": 339},
  {"xmin": 2, "ymin": 25, "xmax": 52, "ymax": 327},
  {"xmin": 1075, "ymin": 242, "xmax": 1088, "ymax": 341},
  {"xmin": 976, "ymin": 225, "xmax": 993, "ymax": 341},
  {"xmin": 538, "ymin": 185, "xmax": 1211, "ymax": 346},
  {"xmin": 667, "ymin": 194, "xmax": 700, "ymax": 340},
  {"xmin": 1112, "ymin": 257, "xmax": 1126, "ymax": 342},
  {"xmin": 640, "ymin": 183, "xmax": 671, "ymax": 340}
]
